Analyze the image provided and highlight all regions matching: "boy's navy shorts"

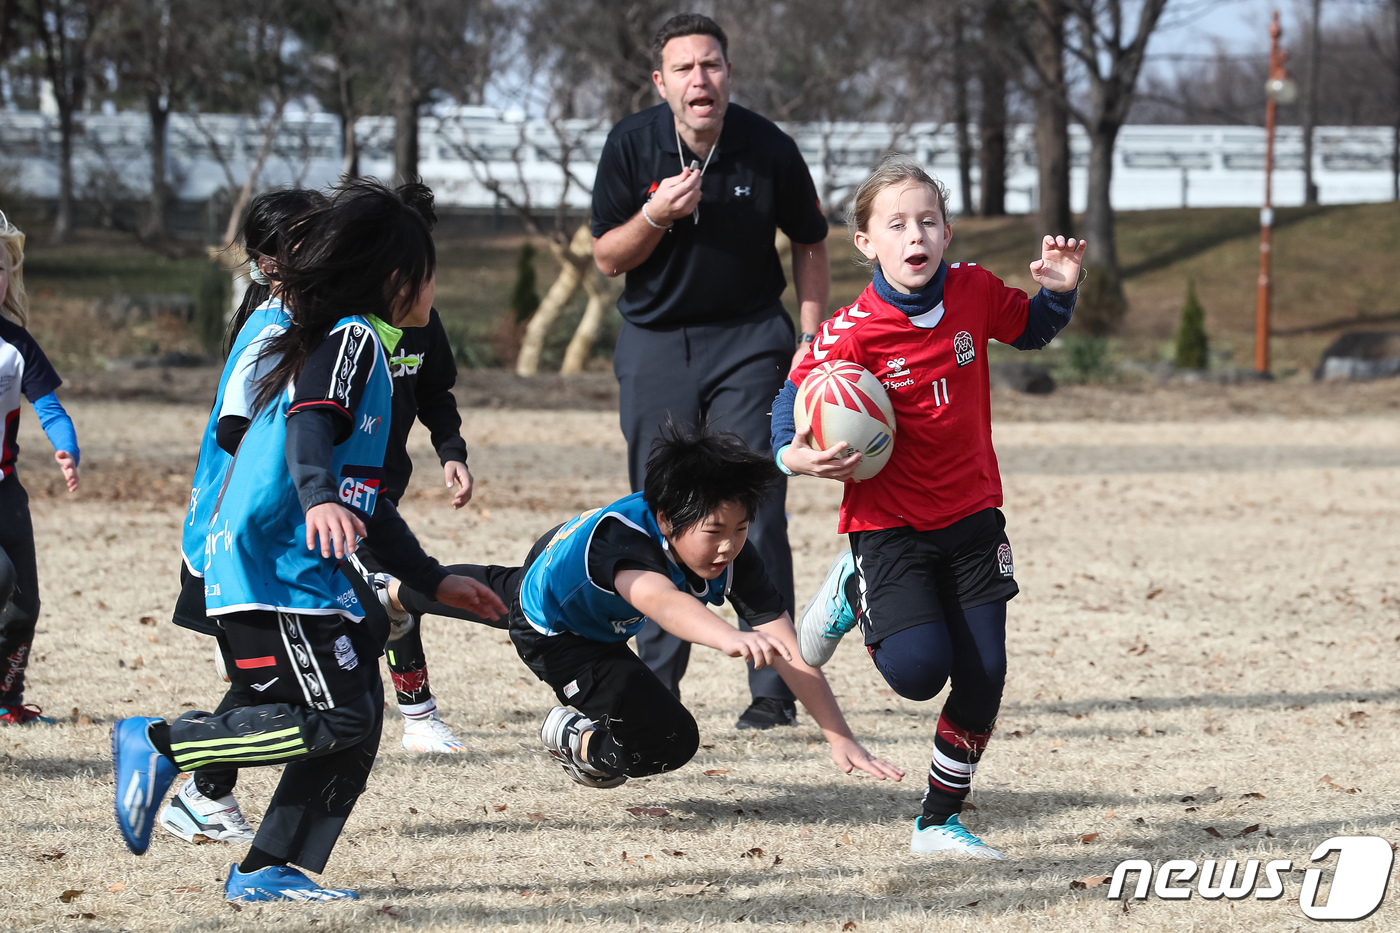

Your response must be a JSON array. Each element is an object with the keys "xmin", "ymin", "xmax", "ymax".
[{"xmin": 849, "ymin": 507, "xmax": 1019, "ymax": 646}]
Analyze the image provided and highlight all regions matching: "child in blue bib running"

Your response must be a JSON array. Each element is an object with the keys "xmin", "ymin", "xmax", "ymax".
[{"xmin": 111, "ymin": 180, "xmax": 505, "ymax": 903}]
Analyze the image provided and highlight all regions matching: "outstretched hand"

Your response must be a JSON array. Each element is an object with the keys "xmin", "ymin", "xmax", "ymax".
[
  {"xmin": 305, "ymin": 502, "xmax": 365, "ymax": 559},
  {"xmin": 435, "ymin": 574, "xmax": 506, "ymax": 621},
  {"xmin": 54, "ymin": 450, "xmax": 79, "ymax": 492},
  {"xmin": 828, "ymin": 734, "xmax": 905, "ymax": 781},
  {"xmin": 1029, "ymin": 235, "xmax": 1087, "ymax": 293}
]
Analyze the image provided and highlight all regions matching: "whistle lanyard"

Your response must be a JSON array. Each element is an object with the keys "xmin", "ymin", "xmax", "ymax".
[{"xmin": 676, "ymin": 124, "xmax": 719, "ymax": 224}]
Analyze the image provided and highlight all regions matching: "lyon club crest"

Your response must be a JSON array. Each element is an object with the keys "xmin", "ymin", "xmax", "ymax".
[
  {"xmin": 997, "ymin": 543, "xmax": 1014, "ymax": 577},
  {"xmin": 954, "ymin": 331, "xmax": 975, "ymax": 367}
]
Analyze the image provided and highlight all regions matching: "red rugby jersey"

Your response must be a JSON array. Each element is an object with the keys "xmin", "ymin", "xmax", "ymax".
[{"xmin": 790, "ymin": 262, "xmax": 1029, "ymax": 533}]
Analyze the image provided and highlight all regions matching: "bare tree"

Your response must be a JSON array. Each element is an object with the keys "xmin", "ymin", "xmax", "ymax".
[
  {"xmin": 386, "ymin": 0, "xmax": 499, "ymax": 185},
  {"xmin": 1302, "ymin": 0, "xmax": 1323, "ymax": 204},
  {"xmin": 979, "ymin": 0, "xmax": 1011, "ymax": 216},
  {"xmin": 98, "ymin": 0, "xmax": 199, "ymax": 240},
  {"xmin": 1051, "ymin": 0, "xmax": 1170, "ymax": 334},
  {"xmin": 21, "ymin": 0, "xmax": 105, "ymax": 243},
  {"xmin": 524, "ymin": 0, "xmax": 667, "ymax": 124},
  {"xmin": 952, "ymin": 1, "xmax": 976, "ymax": 214},
  {"xmin": 1024, "ymin": 0, "xmax": 1072, "ymax": 233}
]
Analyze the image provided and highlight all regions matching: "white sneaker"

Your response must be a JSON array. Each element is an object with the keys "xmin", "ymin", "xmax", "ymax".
[
  {"xmin": 910, "ymin": 813, "xmax": 1006, "ymax": 860},
  {"xmin": 160, "ymin": 777, "xmax": 256, "ymax": 844},
  {"xmin": 401, "ymin": 711, "xmax": 469, "ymax": 753},
  {"xmin": 540, "ymin": 706, "xmax": 627, "ymax": 788},
  {"xmin": 797, "ymin": 551, "xmax": 859, "ymax": 667}
]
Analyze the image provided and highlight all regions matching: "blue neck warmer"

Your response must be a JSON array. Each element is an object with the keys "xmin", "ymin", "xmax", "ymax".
[{"xmin": 872, "ymin": 260, "xmax": 947, "ymax": 317}]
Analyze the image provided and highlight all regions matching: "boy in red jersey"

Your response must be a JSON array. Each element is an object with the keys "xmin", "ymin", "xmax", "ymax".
[{"xmin": 771, "ymin": 154, "xmax": 1084, "ymax": 859}]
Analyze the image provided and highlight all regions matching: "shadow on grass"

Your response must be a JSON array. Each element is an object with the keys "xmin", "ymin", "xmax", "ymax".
[{"xmin": 1007, "ymin": 687, "xmax": 1400, "ymax": 717}]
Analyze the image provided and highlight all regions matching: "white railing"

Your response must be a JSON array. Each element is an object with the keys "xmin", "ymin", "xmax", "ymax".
[{"xmin": 1, "ymin": 109, "xmax": 1395, "ymax": 214}]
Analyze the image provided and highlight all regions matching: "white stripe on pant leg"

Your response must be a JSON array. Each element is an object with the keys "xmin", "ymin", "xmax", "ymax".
[{"xmin": 293, "ymin": 614, "xmax": 336, "ymax": 710}]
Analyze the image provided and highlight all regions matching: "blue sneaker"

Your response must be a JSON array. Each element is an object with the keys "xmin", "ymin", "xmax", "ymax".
[
  {"xmin": 796, "ymin": 551, "xmax": 858, "ymax": 667},
  {"xmin": 910, "ymin": 813, "xmax": 1007, "ymax": 860},
  {"xmin": 111, "ymin": 717, "xmax": 178, "ymax": 855},
  {"xmin": 225, "ymin": 864, "xmax": 359, "ymax": 902}
]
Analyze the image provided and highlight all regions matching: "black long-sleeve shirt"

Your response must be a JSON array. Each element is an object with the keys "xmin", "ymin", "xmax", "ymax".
[{"xmin": 382, "ymin": 308, "xmax": 468, "ymax": 505}]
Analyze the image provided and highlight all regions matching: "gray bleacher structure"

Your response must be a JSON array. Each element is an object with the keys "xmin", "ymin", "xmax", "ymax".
[{"xmin": 1, "ymin": 107, "xmax": 1396, "ymax": 216}]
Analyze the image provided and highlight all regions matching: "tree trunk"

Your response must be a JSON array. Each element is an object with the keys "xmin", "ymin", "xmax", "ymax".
[
  {"xmin": 220, "ymin": 107, "xmax": 287, "ymax": 248},
  {"xmin": 1078, "ymin": 122, "xmax": 1126, "ymax": 335},
  {"xmin": 143, "ymin": 94, "xmax": 171, "ymax": 240},
  {"xmin": 978, "ymin": 2, "xmax": 1008, "ymax": 216},
  {"xmin": 391, "ymin": 1, "xmax": 418, "ymax": 186},
  {"xmin": 338, "ymin": 59, "xmax": 359, "ymax": 180},
  {"xmin": 1033, "ymin": 0, "xmax": 1072, "ymax": 234},
  {"xmin": 516, "ymin": 224, "xmax": 593, "ymax": 376},
  {"xmin": 560, "ymin": 272, "xmax": 610, "ymax": 375},
  {"xmin": 1302, "ymin": 0, "xmax": 1322, "ymax": 205},
  {"xmin": 53, "ymin": 104, "xmax": 74, "ymax": 243},
  {"xmin": 952, "ymin": 3, "xmax": 975, "ymax": 215}
]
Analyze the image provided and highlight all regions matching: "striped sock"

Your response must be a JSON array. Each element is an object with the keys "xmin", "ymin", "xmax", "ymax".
[{"xmin": 921, "ymin": 710, "xmax": 993, "ymax": 824}]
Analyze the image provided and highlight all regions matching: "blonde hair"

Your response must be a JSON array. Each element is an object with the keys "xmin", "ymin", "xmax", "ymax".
[
  {"xmin": 0, "ymin": 211, "xmax": 28, "ymax": 326},
  {"xmin": 847, "ymin": 153, "xmax": 952, "ymax": 236}
]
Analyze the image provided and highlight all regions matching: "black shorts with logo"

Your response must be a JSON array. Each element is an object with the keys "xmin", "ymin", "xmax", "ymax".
[{"xmin": 849, "ymin": 508, "xmax": 1018, "ymax": 646}]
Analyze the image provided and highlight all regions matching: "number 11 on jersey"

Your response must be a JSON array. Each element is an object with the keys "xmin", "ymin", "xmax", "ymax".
[{"xmin": 931, "ymin": 377, "xmax": 950, "ymax": 407}]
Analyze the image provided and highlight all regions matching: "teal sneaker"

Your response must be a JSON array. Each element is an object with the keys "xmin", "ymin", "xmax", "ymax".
[
  {"xmin": 225, "ymin": 864, "xmax": 359, "ymax": 902},
  {"xmin": 796, "ymin": 551, "xmax": 858, "ymax": 667},
  {"xmin": 111, "ymin": 717, "xmax": 179, "ymax": 855},
  {"xmin": 910, "ymin": 813, "xmax": 1006, "ymax": 860}
]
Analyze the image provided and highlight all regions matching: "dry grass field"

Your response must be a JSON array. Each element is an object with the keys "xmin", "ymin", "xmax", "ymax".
[{"xmin": 3, "ymin": 388, "xmax": 1400, "ymax": 932}]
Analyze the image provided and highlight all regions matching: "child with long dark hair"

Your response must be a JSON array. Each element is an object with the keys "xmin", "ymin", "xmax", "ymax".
[
  {"xmin": 112, "ymin": 180, "xmax": 505, "ymax": 902},
  {"xmin": 161, "ymin": 187, "xmax": 325, "ymax": 846},
  {"xmin": 775, "ymin": 155, "xmax": 1084, "ymax": 859},
  {"xmin": 0, "ymin": 210, "xmax": 80, "ymax": 725}
]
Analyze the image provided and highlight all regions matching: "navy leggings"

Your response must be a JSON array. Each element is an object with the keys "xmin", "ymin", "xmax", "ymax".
[{"xmin": 869, "ymin": 600, "xmax": 1007, "ymax": 732}]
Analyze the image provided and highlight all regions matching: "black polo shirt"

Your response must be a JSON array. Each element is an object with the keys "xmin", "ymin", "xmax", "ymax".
[{"xmin": 591, "ymin": 102, "xmax": 828, "ymax": 329}]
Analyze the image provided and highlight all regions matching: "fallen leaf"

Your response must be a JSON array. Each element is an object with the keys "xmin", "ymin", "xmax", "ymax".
[
  {"xmin": 773, "ymin": 855, "xmax": 783, "ymax": 866},
  {"xmin": 704, "ymin": 769, "xmax": 728, "ymax": 776},
  {"xmin": 626, "ymin": 807, "xmax": 669, "ymax": 817},
  {"xmin": 667, "ymin": 883, "xmax": 711, "ymax": 897},
  {"xmin": 139, "ymin": 616, "xmax": 156, "ymax": 626},
  {"xmin": 107, "ymin": 883, "xmax": 126, "ymax": 893},
  {"xmin": 77, "ymin": 716, "xmax": 92, "ymax": 726},
  {"xmin": 741, "ymin": 847, "xmax": 764, "ymax": 858},
  {"xmin": 842, "ymin": 923, "xmax": 858, "ymax": 931},
  {"xmin": 843, "ymin": 833, "xmax": 852, "ymax": 846},
  {"xmin": 377, "ymin": 906, "xmax": 401, "ymax": 918},
  {"xmin": 1203, "ymin": 826, "xmax": 1223, "ymax": 838},
  {"xmin": 1105, "ymin": 808, "xmax": 1116, "ymax": 819},
  {"xmin": 1241, "ymin": 792, "xmax": 1266, "ymax": 800},
  {"xmin": 1145, "ymin": 589, "xmax": 1163, "ymax": 600},
  {"xmin": 1076, "ymin": 876, "xmax": 1110, "ymax": 889},
  {"xmin": 190, "ymin": 834, "xmax": 215, "ymax": 845},
  {"xmin": 962, "ymin": 802, "xmax": 977, "ymax": 811},
  {"xmin": 963, "ymin": 900, "xmax": 979, "ymax": 907},
  {"xmin": 493, "ymin": 804, "xmax": 508, "ymax": 812},
  {"xmin": 1127, "ymin": 643, "xmax": 1149, "ymax": 656},
  {"xmin": 408, "ymin": 807, "xmax": 418, "ymax": 814},
  {"xmin": 59, "ymin": 890, "xmax": 83, "ymax": 903},
  {"xmin": 526, "ymin": 812, "xmax": 545, "ymax": 821},
  {"xmin": 667, "ymin": 850, "xmax": 685, "ymax": 857},
  {"xmin": 1238, "ymin": 824, "xmax": 1261, "ymax": 837},
  {"xmin": 1080, "ymin": 833, "xmax": 1100, "ymax": 844},
  {"xmin": 97, "ymin": 600, "xmax": 110, "ymax": 610},
  {"xmin": 35, "ymin": 850, "xmax": 65, "ymax": 862},
  {"xmin": 64, "ymin": 913, "xmax": 96, "ymax": 920}
]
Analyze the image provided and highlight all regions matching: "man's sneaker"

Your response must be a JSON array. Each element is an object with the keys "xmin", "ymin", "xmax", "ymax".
[
  {"xmin": 540, "ymin": 706, "xmax": 626, "ymax": 788},
  {"xmin": 796, "ymin": 550, "xmax": 858, "ymax": 667},
  {"xmin": 160, "ymin": 777, "xmax": 256, "ymax": 844},
  {"xmin": 402, "ymin": 711, "xmax": 468, "ymax": 753},
  {"xmin": 735, "ymin": 697, "xmax": 798, "ymax": 730},
  {"xmin": 111, "ymin": 717, "xmax": 179, "ymax": 855},
  {"xmin": 0, "ymin": 702, "xmax": 55, "ymax": 724},
  {"xmin": 370, "ymin": 572, "xmax": 417, "ymax": 641},
  {"xmin": 910, "ymin": 813, "xmax": 1007, "ymax": 860},
  {"xmin": 225, "ymin": 864, "xmax": 358, "ymax": 902}
]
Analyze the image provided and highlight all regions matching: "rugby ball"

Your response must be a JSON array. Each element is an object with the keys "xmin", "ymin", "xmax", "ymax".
[{"xmin": 793, "ymin": 360, "xmax": 896, "ymax": 480}]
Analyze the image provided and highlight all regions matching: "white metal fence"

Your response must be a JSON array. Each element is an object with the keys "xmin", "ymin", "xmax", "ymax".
[{"xmin": 1, "ymin": 108, "xmax": 1395, "ymax": 216}]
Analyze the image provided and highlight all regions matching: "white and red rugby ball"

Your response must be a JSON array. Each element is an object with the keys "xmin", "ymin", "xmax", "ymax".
[{"xmin": 793, "ymin": 360, "xmax": 896, "ymax": 480}]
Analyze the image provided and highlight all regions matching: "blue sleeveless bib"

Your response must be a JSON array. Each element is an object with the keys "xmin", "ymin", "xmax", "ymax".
[
  {"xmin": 518, "ymin": 491, "xmax": 731, "ymax": 643},
  {"xmin": 203, "ymin": 316, "xmax": 393, "ymax": 619}
]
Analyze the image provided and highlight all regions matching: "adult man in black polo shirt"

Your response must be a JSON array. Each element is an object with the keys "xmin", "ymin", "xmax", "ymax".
[{"xmin": 591, "ymin": 13, "xmax": 830, "ymax": 729}]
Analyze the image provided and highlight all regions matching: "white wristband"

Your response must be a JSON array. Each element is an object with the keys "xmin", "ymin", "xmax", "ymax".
[{"xmin": 641, "ymin": 202, "xmax": 671, "ymax": 230}]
